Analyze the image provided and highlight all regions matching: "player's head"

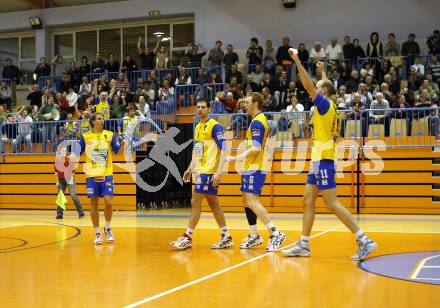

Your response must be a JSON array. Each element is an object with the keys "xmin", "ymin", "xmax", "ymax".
[
  {"xmin": 245, "ymin": 92, "xmax": 263, "ymax": 116},
  {"xmin": 196, "ymin": 99, "xmax": 210, "ymax": 119},
  {"xmin": 90, "ymin": 112, "xmax": 105, "ymax": 129},
  {"xmin": 316, "ymin": 80, "xmax": 336, "ymax": 97}
]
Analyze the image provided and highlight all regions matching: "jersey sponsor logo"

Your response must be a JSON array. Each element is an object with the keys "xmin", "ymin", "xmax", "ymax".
[{"xmin": 87, "ymin": 188, "xmax": 94, "ymax": 194}]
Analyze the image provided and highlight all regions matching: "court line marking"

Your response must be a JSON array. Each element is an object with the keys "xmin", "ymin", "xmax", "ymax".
[
  {"xmin": 123, "ymin": 225, "xmax": 342, "ymax": 308},
  {"xmin": 410, "ymin": 254, "xmax": 440, "ymax": 280}
]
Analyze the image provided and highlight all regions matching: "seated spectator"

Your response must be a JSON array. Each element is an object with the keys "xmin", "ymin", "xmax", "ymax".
[
  {"xmin": 379, "ymin": 82, "xmax": 395, "ymax": 106},
  {"xmin": 297, "ymin": 43, "xmax": 309, "ymax": 63},
  {"xmin": 351, "ymin": 39, "xmax": 366, "ymax": 61},
  {"xmin": 426, "ymin": 73, "xmax": 440, "ymax": 93},
  {"xmin": 396, "ymin": 80, "xmax": 415, "ymax": 106},
  {"xmin": 244, "ymin": 75, "xmax": 261, "ymax": 93},
  {"xmin": 142, "ymin": 81, "xmax": 156, "ymax": 107},
  {"xmin": 56, "ymin": 92, "xmax": 69, "ymax": 118},
  {"xmin": 156, "ymin": 46, "xmax": 169, "ymax": 69},
  {"xmin": 115, "ymin": 72, "xmax": 130, "ymax": 93},
  {"xmin": 325, "ymin": 37, "xmax": 343, "ymax": 66},
  {"xmin": 261, "ymin": 87, "xmax": 278, "ymax": 111},
  {"xmin": 338, "ymin": 62, "xmax": 351, "ymax": 82},
  {"xmin": 206, "ymin": 70, "xmax": 221, "ymax": 84},
  {"xmin": 229, "ymin": 99, "xmax": 249, "ymax": 138},
  {"xmin": 250, "ymin": 64, "xmax": 264, "ymax": 85},
  {"xmin": 392, "ymin": 94, "xmax": 411, "ymax": 113},
  {"xmin": 247, "ymin": 37, "xmax": 264, "ymax": 65},
  {"xmin": 195, "ymin": 67, "xmax": 208, "ymax": 85},
  {"xmin": 147, "ymin": 70, "xmax": 160, "ymax": 91},
  {"xmin": 365, "ymin": 75, "xmax": 377, "ymax": 95},
  {"xmin": 369, "ymin": 92, "xmax": 391, "ymax": 135},
  {"xmin": 0, "ymin": 114, "xmax": 17, "ymax": 153},
  {"xmin": 220, "ymin": 92, "xmax": 237, "ymax": 113},
  {"xmin": 208, "ymin": 41, "xmax": 224, "ymax": 67},
  {"xmin": 105, "ymin": 53, "xmax": 120, "ymax": 73},
  {"xmin": 0, "ymin": 105, "xmax": 6, "ymax": 123},
  {"xmin": 226, "ymin": 77, "xmax": 243, "ymax": 100},
  {"xmin": 427, "ymin": 30, "xmax": 440, "ymax": 55},
  {"xmin": 416, "ymin": 79, "xmax": 439, "ymax": 102},
  {"xmin": 66, "ymin": 87, "xmax": 79, "ymax": 115},
  {"xmin": 408, "ymin": 67, "xmax": 423, "ymax": 92},
  {"xmin": 0, "ymin": 80, "xmax": 13, "ymax": 110},
  {"xmin": 336, "ymin": 85, "xmax": 352, "ymax": 109},
  {"xmin": 136, "ymin": 95, "xmax": 150, "ymax": 120},
  {"xmin": 78, "ymin": 56, "xmax": 91, "ymax": 78},
  {"xmin": 121, "ymin": 54, "xmax": 138, "ymax": 75},
  {"xmin": 94, "ymin": 74, "xmax": 111, "ymax": 93},
  {"xmin": 52, "ymin": 55, "xmax": 68, "ymax": 76},
  {"xmin": 263, "ymin": 39, "xmax": 276, "ymax": 73},
  {"xmin": 310, "ymin": 41, "xmax": 326, "ymax": 62},
  {"xmin": 14, "ymin": 106, "xmax": 33, "ymax": 153},
  {"xmin": 226, "ymin": 64, "xmax": 242, "ymax": 84},
  {"xmin": 427, "ymin": 55, "xmax": 440, "ymax": 82},
  {"xmin": 61, "ymin": 73, "xmax": 72, "ymax": 94},
  {"xmin": 68, "ymin": 61, "xmax": 80, "ymax": 92},
  {"xmin": 44, "ymin": 78, "xmax": 57, "ymax": 93},
  {"xmin": 280, "ymin": 81, "xmax": 298, "ymax": 110},
  {"xmin": 285, "ymin": 95, "xmax": 305, "ymax": 138},
  {"xmin": 360, "ymin": 62, "xmax": 374, "ymax": 81},
  {"xmin": 342, "ymin": 36, "xmax": 354, "ymax": 60},
  {"xmin": 2, "ymin": 58, "xmax": 21, "ymax": 85},
  {"xmin": 260, "ymin": 73, "xmax": 273, "ymax": 91},
  {"xmin": 79, "ymin": 76, "xmax": 92, "ymax": 100},
  {"xmin": 411, "ymin": 56, "xmax": 425, "ymax": 77},
  {"xmin": 29, "ymin": 105, "xmax": 39, "ymax": 121},
  {"xmin": 357, "ymin": 83, "xmax": 373, "ymax": 107},
  {"xmin": 345, "ymin": 70, "xmax": 361, "ymax": 93},
  {"xmin": 366, "ymin": 32, "xmax": 383, "ymax": 59},
  {"xmin": 137, "ymin": 36, "xmax": 159, "ymax": 70},
  {"xmin": 272, "ymin": 70, "xmax": 289, "ymax": 101},
  {"xmin": 34, "ymin": 57, "xmax": 51, "ymax": 80},
  {"xmin": 175, "ymin": 66, "xmax": 192, "ymax": 86},
  {"xmin": 91, "ymin": 52, "xmax": 105, "ymax": 73},
  {"xmin": 158, "ymin": 79, "xmax": 174, "ymax": 101},
  {"xmin": 41, "ymin": 88, "xmax": 51, "ymax": 106},
  {"xmin": 110, "ymin": 95, "xmax": 127, "ymax": 119},
  {"xmin": 185, "ymin": 43, "xmax": 207, "ymax": 68},
  {"xmin": 329, "ymin": 69, "xmax": 344, "ymax": 90}
]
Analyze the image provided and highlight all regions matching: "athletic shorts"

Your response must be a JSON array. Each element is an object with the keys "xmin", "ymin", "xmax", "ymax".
[
  {"xmin": 240, "ymin": 170, "xmax": 266, "ymax": 195},
  {"xmin": 86, "ymin": 175, "xmax": 114, "ymax": 197},
  {"xmin": 194, "ymin": 173, "xmax": 218, "ymax": 195},
  {"xmin": 306, "ymin": 159, "xmax": 336, "ymax": 190}
]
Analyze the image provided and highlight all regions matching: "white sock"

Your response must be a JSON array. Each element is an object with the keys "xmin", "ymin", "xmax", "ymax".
[
  {"xmin": 266, "ymin": 221, "xmax": 279, "ymax": 235},
  {"xmin": 300, "ymin": 235, "xmax": 310, "ymax": 245},
  {"xmin": 249, "ymin": 224, "xmax": 258, "ymax": 236},
  {"xmin": 94, "ymin": 227, "xmax": 100, "ymax": 234},
  {"xmin": 186, "ymin": 227, "xmax": 194, "ymax": 238},
  {"xmin": 105, "ymin": 221, "xmax": 111, "ymax": 230},
  {"xmin": 355, "ymin": 229, "xmax": 367, "ymax": 240},
  {"xmin": 220, "ymin": 226, "xmax": 230, "ymax": 238}
]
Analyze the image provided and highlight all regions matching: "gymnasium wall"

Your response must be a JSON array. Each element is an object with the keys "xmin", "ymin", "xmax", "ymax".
[{"xmin": 0, "ymin": 0, "xmax": 437, "ymax": 50}]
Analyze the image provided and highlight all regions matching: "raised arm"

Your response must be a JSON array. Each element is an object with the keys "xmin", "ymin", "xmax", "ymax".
[
  {"xmin": 289, "ymin": 50, "xmax": 318, "ymax": 100},
  {"xmin": 137, "ymin": 37, "xmax": 143, "ymax": 54},
  {"xmin": 153, "ymin": 37, "xmax": 160, "ymax": 54}
]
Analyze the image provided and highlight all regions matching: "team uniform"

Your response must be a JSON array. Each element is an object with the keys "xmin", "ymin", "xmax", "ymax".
[
  {"xmin": 94, "ymin": 99, "xmax": 112, "ymax": 120},
  {"xmin": 79, "ymin": 130, "xmax": 120, "ymax": 197},
  {"xmin": 79, "ymin": 120, "xmax": 91, "ymax": 136},
  {"xmin": 306, "ymin": 94, "xmax": 340, "ymax": 190},
  {"xmin": 240, "ymin": 112, "xmax": 270, "ymax": 195},
  {"xmin": 193, "ymin": 118, "xmax": 225, "ymax": 195}
]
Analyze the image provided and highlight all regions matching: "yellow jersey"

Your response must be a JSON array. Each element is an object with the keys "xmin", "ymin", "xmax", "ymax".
[
  {"xmin": 193, "ymin": 118, "xmax": 225, "ymax": 174},
  {"xmin": 79, "ymin": 120, "xmax": 91, "ymax": 136},
  {"xmin": 121, "ymin": 115, "xmax": 140, "ymax": 136},
  {"xmin": 243, "ymin": 112, "xmax": 270, "ymax": 171},
  {"xmin": 310, "ymin": 94, "xmax": 340, "ymax": 162},
  {"xmin": 79, "ymin": 130, "xmax": 120, "ymax": 178},
  {"xmin": 95, "ymin": 100, "xmax": 110, "ymax": 119}
]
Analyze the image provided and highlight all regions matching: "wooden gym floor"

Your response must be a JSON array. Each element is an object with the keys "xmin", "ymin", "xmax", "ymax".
[{"xmin": 0, "ymin": 209, "xmax": 439, "ymax": 308}]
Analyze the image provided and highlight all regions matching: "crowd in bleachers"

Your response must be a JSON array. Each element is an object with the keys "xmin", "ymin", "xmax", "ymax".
[{"xmin": 0, "ymin": 30, "xmax": 440, "ymax": 152}]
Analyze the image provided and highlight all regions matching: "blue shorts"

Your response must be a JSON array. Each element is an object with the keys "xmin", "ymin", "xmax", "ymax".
[
  {"xmin": 307, "ymin": 160, "xmax": 336, "ymax": 190},
  {"xmin": 194, "ymin": 174, "xmax": 218, "ymax": 195},
  {"xmin": 86, "ymin": 176, "xmax": 114, "ymax": 197},
  {"xmin": 240, "ymin": 171, "xmax": 266, "ymax": 195}
]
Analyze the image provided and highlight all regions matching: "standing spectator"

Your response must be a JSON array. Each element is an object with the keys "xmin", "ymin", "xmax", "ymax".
[
  {"xmin": 0, "ymin": 80, "xmax": 13, "ymax": 110},
  {"xmin": 401, "ymin": 33, "xmax": 421, "ymax": 75},
  {"xmin": 427, "ymin": 55, "xmax": 440, "ymax": 81},
  {"xmin": 342, "ymin": 36, "xmax": 354, "ymax": 60},
  {"xmin": 105, "ymin": 53, "xmax": 120, "ymax": 73},
  {"xmin": 427, "ymin": 30, "xmax": 440, "ymax": 55},
  {"xmin": 1, "ymin": 114, "xmax": 17, "ymax": 153},
  {"xmin": 52, "ymin": 55, "xmax": 68, "ymax": 76},
  {"xmin": 34, "ymin": 57, "xmax": 51, "ymax": 80},
  {"xmin": 110, "ymin": 95, "xmax": 126, "ymax": 119},
  {"xmin": 156, "ymin": 45, "xmax": 169, "ymax": 69},
  {"xmin": 121, "ymin": 54, "xmax": 138, "ymax": 75},
  {"xmin": 26, "ymin": 84, "xmax": 42, "ymax": 109},
  {"xmin": 263, "ymin": 39, "xmax": 276, "ymax": 73},
  {"xmin": 2, "ymin": 58, "xmax": 21, "ymax": 84},
  {"xmin": 366, "ymin": 32, "xmax": 383, "ymax": 59},
  {"xmin": 276, "ymin": 37, "xmax": 292, "ymax": 66},
  {"xmin": 137, "ymin": 36, "xmax": 160, "ymax": 70},
  {"xmin": 68, "ymin": 61, "xmax": 81, "ymax": 92},
  {"xmin": 297, "ymin": 43, "xmax": 310, "ymax": 63},
  {"xmin": 66, "ymin": 87, "xmax": 79, "ymax": 115},
  {"xmin": 384, "ymin": 33, "xmax": 400, "ymax": 57},
  {"xmin": 37, "ymin": 95, "xmax": 60, "ymax": 153},
  {"xmin": 185, "ymin": 43, "xmax": 207, "ymax": 68},
  {"xmin": 170, "ymin": 51, "xmax": 182, "ymax": 68},
  {"xmin": 91, "ymin": 52, "xmax": 105, "ymax": 73},
  {"xmin": 325, "ymin": 37, "xmax": 343, "ymax": 68},
  {"xmin": 208, "ymin": 41, "xmax": 224, "ymax": 67},
  {"xmin": 310, "ymin": 41, "xmax": 326, "ymax": 62},
  {"xmin": 78, "ymin": 56, "xmax": 91, "ymax": 78},
  {"xmin": 14, "ymin": 106, "xmax": 33, "ymax": 153},
  {"xmin": 246, "ymin": 38, "xmax": 264, "ymax": 65},
  {"xmin": 224, "ymin": 44, "xmax": 239, "ymax": 83},
  {"xmin": 351, "ymin": 39, "xmax": 366, "ymax": 67}
]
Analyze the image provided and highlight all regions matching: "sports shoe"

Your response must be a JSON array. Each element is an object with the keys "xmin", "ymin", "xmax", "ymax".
[
  {"xmin": 170, "ymin": 234, "xmax": 192, "ymax": 250},
  {"xmin": 239, "ymin": 234, "xmax": 263, "ymax": 249},
  {"xmin": 104, "ymin": 228, "xmax": 115, "ymax": 242},
  {"xmin": 94, "ymin": 233, "xmax": 103, "ymax": 245},
  {"xmin": 351, "ymin": 238, "xmax": 377, "ymax": 261},
  {"xmin": 211, "ymin": 236, "xmax": 233, "ymax": 249},
  {"xmin": 281, "ymin": 240, "xmax": 311, "ymax": 257},
  {"xmin": 266, "ymin": 232, "xmax": 286, "ymax": 252},
  {"xmin": 78, "ymin": 213, "xmax": 85, "ymax": 218}
]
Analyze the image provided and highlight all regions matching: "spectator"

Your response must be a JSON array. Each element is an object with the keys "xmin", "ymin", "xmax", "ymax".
[
  {"xmin": 411, "ymin": 56, "xmax": 425, "ymax": 77},
  {"xmin": 427, "ymin": 30, "xmax": 440, "ymax": 55},
  {"xmin": 147, "ymin": 70, "xmax": 160, "ymax": 90},
  {"xmin": 0, "ymin": 80, "xmax": 13, "ymax": 110},
  {"xmin": 365, "ymin": 75, "xmax": 377, "ymax": 94},
  {"xmin": 297, "ymin": 43, "xmax": 309, "ymax": 63},
  {"xmin": 224, "ymin": 44, "xmax": 239, "ymax": 81},
  {"xmin": 401, "ymin": 33, "xmax": 421, "ymax": 75},
  {"xmin": 397, "ymin": 79, "xmax": 415, "ymax": 105},
  {"xmin": 370, "ymin": 92, "xmax": 391, "ymax": 134},
  {"xmin": 79, "ymin": 76, "xmax": 92, "ymax": 100},
  {"xmin": 14, "ymin": 106, "xmax": 33, "ymax": 153},
  {"xmin": 250, "ymin": 64, "xmax": 264, "ymax": 85},
  {"xmin": 285, "ymin": 95, "xmax": 305, "ymax": 138},
  {"xmin": 137, "ymin": 36, "xmax": 160, "ymax": 70},
  {"xmin": 408, "ymin": 67, "xmax": 423, "ymax": 91},
  {"xmin": 142, "ymin": 81, "xmax": 156, "ymax": 106},
  {"xmin": 170, "ymin": 51, "xmax": 183, "ymax": 68},
  {"xmin": 195, "ymin": 67, "xmax": 208, "ymax": 85},
  {"xmin": 156, "ymin": 45, "xmax": 169, "ymax": 69},
  {"xmin": 78, "ymin": 56, "xmax": 91, "ymax": 78},
  {"xmin": 118, "ymin": 107, "xmax": 145, "ymax": 149},
  {"xmin": 346, "ymin": 70, "xmax": 361, "ymax": 93},
  {"xmin": 426, "ymin": 73, "xmax": 440, "ymax": 93},
  {"xmin": 2, "ymin": 58, "xmax": 21, "ymax": 85},
  {"xmin": 366, "ymin": 32, "xmax": 383, "ymax": 59},
  {"xmin": 206, "ymin": 70, "xmax": 221, "ymax": 84},
  {"xmin": 93, "ymin": 81, "xmax": 116, "ymax": 120},
  {"xmin": 280, "ymin": 81, "xmax": 298, "ymax": 110},
  {"xmin": 229, "ymin": 99, "xmax": 249, "ymax": 138},
  {"xmin": 60, "ymin": 73, "xmax": 72, "ymax": 94},
  {"xmin": 34, "ymin": 57, "xmax": 51, "ymax": 80},
  {"xmin": 105, "ymin": 53, "xmax": 120, "ymax": 73},
  {"xmin": 260, "ymin": 73, "xmax": 273, "ymax": 91},
  {"xmin": 66, "ymin": 87, "xmax": 79, "ymax": 115},
  {"xmin": 208, "ymin": 41, "xmax": 224, "ymax": 67},
  {"xmin": 185, "ymin": 43, "xmax": 207, "ymax": 68},
  {"xmin": 110, "ymin": 95, "xmax": 126, "ymax": 119},
  {"xmin": 220, "ymin": 92, "xmax": 237, "ymax": 113},
  {"xmin": 384, "ymin": 33, "xmax": 400, "ymax": 57},
  {"xmin": 417, "ymin": 79, "xmax": 438, "ymax": 102},
  {"xmin": 271, "ymin": 70, "xmax": 289, "ymax": 99},
  {"xmin": 62, "ymin": 113, "xmax": 79, "ymax": 140},
  {"xmin": 136, "ymin": 95, "xmax": 150, "ymax": 120},
  {"xmin": 329, "ymin": 69, "xmax": 344, "ymax": 89},
  {"xmin": 336, "ymin": 85, "xmax": 352, "ymax": 109},
  {"xmin": 68, "ymin": 61, "xmax": 80, "ymax": 92},
  {"xmin": 246, "ymin": 37, "xmax": 264, "ymax": 65},
  {"xmin": 263, "ymin": 39, "xmax": 276, "ymax": 72},
  {"xmin": 158, "ymin": 79, "xmax": 174, "ymax": 101},
  {"xmin": 29, "ymin": 105, "xmax": 39, "ymax": 121},
  {"xmin": 325, "ymin": 37, "xmax": 343, "ymax": 66},
  {"xmin": 52, "ymin": 55, "xmax": 68, "ymax": 76},
  {"xmin": 1, "ymin": 114, "xmax": 17, "ymax": 153},
  {"xmin": 310, "ymin": 41, "xmax": 326, "ymax": 62},
  {"xmin": 27, "ymin": 84, "xmax": 42, "ymax": 108},
  {"xmin": 115, "ymin": 72, "xmax": 130, "ymax": 93},
  {"xmin": 379, "ymin": 82, "xmax": 395, "ymax": 106},
  {"xmin": 342, "ymin": 35, "xmax": 354, "ymax": 60},
  {"xmin": 357, "ymin": 83, "xmax": 373, "ymax": 107},
  {"xmin": 351, "ymin": 39, "xmax": 366, "ymax": 60},
  {"xmin": 276, "ymin": 37, "xmax": 292, "ymax": 66},
  {"xmin": 244, "ymin": 75, "xmax": 261, "ymax": 93},
  {"xmin": 37, "ymin": 95, "xmax": 60, "ymax": 152},
  {"xmin": 91, "ymin": 52, "xmax": 106, "ymax": 73},
  {"xmin": 226, "ymin": 64, "xmax": 242, "ymax": 85},
  {"xmin": 0, "ymin": 105, "xmax": 6, "ymax": 123},
  {"xmin": 261, "ymin": 87, "xmax": 278, "ymax": 111},
  {"xmin": 41, "ymin": 88, "xmax": 51, "ymax": 106},
  {"xmin": 427, "ymin": 55, "xmax": 440, "ymax": 81},
  {"xmin": 121, "ymin": 54, "xmax": 138, "ymax": 75},
  {"xmin": 175, "ymin": 66, "xmax": 192, "ymax": 86},
  {"xmin": 56, "ymin": 92, "xmax": 69, "ymax": 118}
]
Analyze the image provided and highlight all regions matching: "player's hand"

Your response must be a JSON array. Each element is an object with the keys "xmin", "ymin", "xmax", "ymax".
[
  {"xmin": 212, "ymin": 173, "xmax": 221, "ymax": 187},
  {"xmin": 183, "ymin": 170, "xmax": 192, "ymax": 183},
  {"xmin": 226, "ymin": 155, "xmax": 236, "ymax": 163},
  {"xmin": 288, "ymin": 48, "xmax": 299, "ymax": 62},
  {"xmin": 94, "ymin": 176, "xmax": 105, "ymax": 182}
]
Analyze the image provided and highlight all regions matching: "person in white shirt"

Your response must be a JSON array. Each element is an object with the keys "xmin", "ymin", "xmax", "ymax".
[
  {"xmin": 66, "ymin": 87, "xmax": 78, "ymax": 114},
  {"xmin": 411, "ymin": 56, "xmax": 425, "ymax": 77},
  {"xmin": 325, "ymin": 37, "xmax": 342, "ymax": 66},
  {"xmin": 14, "ymin": 106, "xmax": 33, "ymax": 153},
  {"xmin": 310, "ymin": 41, "xmax": 326, "ymax": 62},
  {"xmin": 285, "ymin": 95, "xmax": 305, "ymax": 138}
]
